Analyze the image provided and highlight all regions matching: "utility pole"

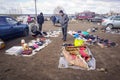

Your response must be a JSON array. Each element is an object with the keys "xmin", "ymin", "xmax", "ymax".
[{"xmin": 34, "ymin": 0, "xmax": 37, "ymax": 21}]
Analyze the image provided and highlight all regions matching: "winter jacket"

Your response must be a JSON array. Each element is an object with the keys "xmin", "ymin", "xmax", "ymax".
[
  {"xmin": 59, "ymin": 14, "xmax": 69, "ymax": 27},
  {"xmin": 29, "ymin": 23, "xmax": 38, "ymax": 35},
  {"xmin": 37, "ymin": 15, "xmax": 44, "ymax": 25}
]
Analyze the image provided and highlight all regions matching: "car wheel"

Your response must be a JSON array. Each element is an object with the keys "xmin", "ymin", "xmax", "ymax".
[
  {"xmin": 107, "ymin": 24, "xmax": 113, "ymax": 29},
  {"xmin": 23, "ymin": 29, "xmax": 29, "ymax": 37}
]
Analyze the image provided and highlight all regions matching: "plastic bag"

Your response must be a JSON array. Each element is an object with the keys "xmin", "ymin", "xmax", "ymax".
[{"xmin": 74, "ymin": 39, "xmax": 84, "ymax": 47}]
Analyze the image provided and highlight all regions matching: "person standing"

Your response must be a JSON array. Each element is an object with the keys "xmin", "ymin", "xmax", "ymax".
[
  {"xmin": 27, "ymin": 15, "xmax": 32, "ymax": 24},
  {"xmin": 59, "ymin": 10, "xmax": 69, "ymax": 41},
  {"xmin": 51, "ymin": 16, "xmax": 56, "ymax": 26},
  {"xmin": 37, "ymin": 12, "xmax": 44, "ymax": 31}
]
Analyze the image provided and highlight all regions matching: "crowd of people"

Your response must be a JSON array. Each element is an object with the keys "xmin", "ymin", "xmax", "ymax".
[{"xmin": 27, "ymin": 10, "xmax": 69, "ymax": 42}]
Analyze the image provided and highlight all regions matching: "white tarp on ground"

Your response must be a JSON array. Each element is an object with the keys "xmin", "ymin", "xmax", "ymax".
[
  {"xmin": 45, "ymin": 30, "xmax": 61, "ymax": 38},
  {"xmin": 5, "ymin": 39, "xmax": 51, "ymax": 57}
]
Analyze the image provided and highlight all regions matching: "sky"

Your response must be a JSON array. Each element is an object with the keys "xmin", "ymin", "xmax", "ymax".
[{"xmin": 0, "ymin": 0, "xmax": 120, "ymax": 14}]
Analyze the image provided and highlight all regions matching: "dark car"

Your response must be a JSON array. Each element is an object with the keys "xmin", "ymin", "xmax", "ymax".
[
  {"xmin": 77, "ymin": 11, "xmax": 95, "ymax": 21},
  {"xmin": 0, "ymin": 16, "xmax": 29, "ymax": 40}
]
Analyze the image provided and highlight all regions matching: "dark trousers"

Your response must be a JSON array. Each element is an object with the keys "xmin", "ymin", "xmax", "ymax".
[
  {"xmin": 62, "ymin": 26, "xmax": 67, "ymax": 41},
  {"xmin": 39, "ymin": 24, "xmax": 42, "ymax": 31},
  {"xmin": 52, "ymin": 20, "xmax": 56, "ymax": 25},
  {"xmin": 33, "ymin": 31, "xmax": 42, "ymax": 36}
]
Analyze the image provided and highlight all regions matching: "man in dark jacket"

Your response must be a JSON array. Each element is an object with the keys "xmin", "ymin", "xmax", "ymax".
[
  {"xmin": 37, "ymin": 12, "xmax": 44, "ymax": 31},
  {"xmin": 51, "ymin": 16, "xmax": 56, "ymax": 26},
  {"xmin": 59, "ymin": 10, "xmax": 69, "ymax": 41}
]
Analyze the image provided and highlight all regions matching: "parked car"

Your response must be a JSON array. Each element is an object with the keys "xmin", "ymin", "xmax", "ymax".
[
  {"xmin": 69, "ymin": 16, "xmax": 76, "ymax": 20},
  {"xmin": 77, "ymin": 11, "xmax": 95, "ymax": 21},
  {"xmin": 0, "ymin": 16, "xmax": 29, "ymax": 40},
  {"xmin": 102, "ymin": 15, "xmax": 120, "ymax": 29},
  {"xmin": 90, "ymin": 16, "xmax": 106, "ymax": 23}
]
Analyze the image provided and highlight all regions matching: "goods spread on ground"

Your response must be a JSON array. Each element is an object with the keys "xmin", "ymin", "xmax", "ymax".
[
  {"xmin": 58, "ymin": 30, "xmax": 117, "ymax": 70},
  {"xmin": 68, "ymin": 30, "xmax": 118, "ymax": 48},
  {"xmin": 45, "ymin": 30, "xmax": 61, "ymax": 37},
  {"xmin": 4, "ymin": 29, "xmax": 61, "ymax": 57},
  {"xmin": 5, "ymin": 37, "xmax": 51, "ymax": 57},
  {"xmin": 101, "ymin": 27, "xmax": 120, "ymax": 35},
  {"xmin": 58, "ymin": 44, "xmax": 96, "ymax": 70}
]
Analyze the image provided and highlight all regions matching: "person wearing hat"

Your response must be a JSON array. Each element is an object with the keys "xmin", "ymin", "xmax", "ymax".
[
  {"xmin": 37, "ymin": 12, "xmax": 44, "ymax": 31},
  {"xmin": 59, "ymin": 10, "xmax": 69, "ymax": 41}
]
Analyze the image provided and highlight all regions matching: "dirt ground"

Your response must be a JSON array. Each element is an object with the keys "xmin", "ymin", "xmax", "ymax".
[{"xmin": 0, "ymin": 21, "xmax": 120, "ymax": 80}]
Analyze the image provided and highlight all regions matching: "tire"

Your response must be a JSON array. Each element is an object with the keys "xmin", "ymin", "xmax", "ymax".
[
  {"xmin": 107, "ymin": 24, "xmax": 114, "ymax": 29},
  {"xmin": 23, "ymin": 29, "xmax": 29, "ymax": 37}
]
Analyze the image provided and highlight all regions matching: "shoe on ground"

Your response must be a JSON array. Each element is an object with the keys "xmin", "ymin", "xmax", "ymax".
[{"xmin": 32, "ymin": 35, "xmax": 37, "ymax": 38}]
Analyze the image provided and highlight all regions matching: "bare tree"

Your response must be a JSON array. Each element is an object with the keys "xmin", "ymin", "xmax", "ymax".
[{"xmin": 54, "ymin": 6, "xmax": 65, "ymax": 15}]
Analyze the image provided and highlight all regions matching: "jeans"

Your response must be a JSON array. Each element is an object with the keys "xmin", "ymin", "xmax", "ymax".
[{"xmin": 62, "ymin": 26, "xmax": 67, "ymax": 41}]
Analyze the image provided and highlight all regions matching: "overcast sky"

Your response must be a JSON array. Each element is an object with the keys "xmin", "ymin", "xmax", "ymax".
[{"xmin": 0, "ymin": 0, "xmax": 120, "ymax": 14}]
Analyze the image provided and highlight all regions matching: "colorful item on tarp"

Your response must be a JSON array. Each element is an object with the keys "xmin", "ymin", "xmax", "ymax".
[
  {"xmin": 82, "ymin": 31, "xmax": 89, "ymax": 36},
  {"xmin": 74, "ymin": 39, "xmax": 84, "ymax": 47},
  {"xmin": 22, "ymin": 50, "xmax": 32, "ymax": 55},
  {"xmin": 73, "ymin": 33, "xmax": 79, "ymax": 38},
  {"xmin": 0, "ymin": 39, "xmax": 5, "ymax": 49},
  {"xmin": 79, "ymin": 47, "xmax": 90, "ymax": 61}
]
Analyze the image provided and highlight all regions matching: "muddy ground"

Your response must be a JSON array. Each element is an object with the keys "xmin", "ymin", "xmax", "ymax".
[{"xmin": 0, "ymin": 21, "xmax": 120, "ymax": 80}]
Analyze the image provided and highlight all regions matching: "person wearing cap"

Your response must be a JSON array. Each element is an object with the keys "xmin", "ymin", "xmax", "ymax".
[
  {"xmin": 37, "ymin": 12, "xmax": 44, "ymax": 31},
  {"xmin": 59, "ymin": 10, "xmax": 69, "ymax": 41}
]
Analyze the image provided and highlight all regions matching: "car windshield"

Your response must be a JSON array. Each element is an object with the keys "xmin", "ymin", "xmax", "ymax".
[{"xmin": 6, "ymin": 17, "xmax": 17, "ymax": 25}]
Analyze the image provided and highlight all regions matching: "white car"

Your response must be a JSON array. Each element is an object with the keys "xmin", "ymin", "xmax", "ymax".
[{"xmin": 102, "ymin": 15, "xmax": 120, "ymax": 29}]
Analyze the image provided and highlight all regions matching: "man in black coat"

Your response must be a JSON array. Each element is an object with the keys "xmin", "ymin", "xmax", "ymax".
[{"xmin": 37, "ymin": 12, "xmax": 44, "ymax": 31}]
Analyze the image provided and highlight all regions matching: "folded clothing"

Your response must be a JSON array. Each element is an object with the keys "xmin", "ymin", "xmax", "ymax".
[
  {"xmin": 33, "ymin": 44, "xmax": 39, "ymax": 48},
  {"xmin": 35, "ymin": 42, "xmax": 43, "ymax": 46}
]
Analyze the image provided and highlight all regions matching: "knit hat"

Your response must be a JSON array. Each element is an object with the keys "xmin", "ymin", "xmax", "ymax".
[{"xmin": 59, "ymin": 10, "xmax": 64, "ymax": 13}]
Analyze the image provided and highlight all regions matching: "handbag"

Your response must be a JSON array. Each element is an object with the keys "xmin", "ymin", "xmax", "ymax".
[{"xmin": 22, "ymin": 50, "xmax": 32, "ymax": 55}]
